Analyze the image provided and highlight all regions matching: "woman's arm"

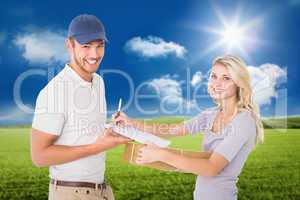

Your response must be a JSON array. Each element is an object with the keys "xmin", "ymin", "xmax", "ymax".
[
  {"xmin": 130, "ymin": 119, "xmax": 187, "ymax": 137},
  {"xmin": 136, "ymin": 144, "xmax": 229, "ymax": 177},
  {"xmin": 136, "ymin": 112, "xmax": 256, "ymax": 176},
  {"xmin": 113, "ymin": 112, "xmax": 187, "ymax": 137}
]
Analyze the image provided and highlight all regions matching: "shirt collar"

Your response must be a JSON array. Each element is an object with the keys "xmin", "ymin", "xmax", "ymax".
[{"xmin": 64, "ymin": 64, "xmax": 96, "ymax": 88}]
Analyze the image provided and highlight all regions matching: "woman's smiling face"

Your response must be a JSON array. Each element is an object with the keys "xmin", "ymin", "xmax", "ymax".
[{"xmin": 208, "ymin": 63, "xmax": 238, "ymax": 100}]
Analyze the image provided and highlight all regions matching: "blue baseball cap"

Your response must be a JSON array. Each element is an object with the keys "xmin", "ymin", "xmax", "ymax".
[{"xmin": 68, "ymin": 14, "xmax": 108, "ymax": 44}]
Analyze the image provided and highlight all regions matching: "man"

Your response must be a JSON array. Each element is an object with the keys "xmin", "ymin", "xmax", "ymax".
[{"xmin": 31, "ymin": 14, "xmax": 130, "ymax": 200}]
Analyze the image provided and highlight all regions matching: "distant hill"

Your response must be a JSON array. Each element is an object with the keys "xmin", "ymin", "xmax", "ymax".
[
  {"xmin": 262, "ymin": 116, "xmax": 300, "ymax": 129},
  {"xmin": 1, "ymin": 116, "xmax": 300, "ymax": 129},
  {"xmin": 148, "ymin": 116, "xmax": 300, "ymax": 129}
]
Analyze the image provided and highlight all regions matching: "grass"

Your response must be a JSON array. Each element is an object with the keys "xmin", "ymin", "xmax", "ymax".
[{"xmin": 0, "ymin": 127, "xmax": 299, "ymax": 200}]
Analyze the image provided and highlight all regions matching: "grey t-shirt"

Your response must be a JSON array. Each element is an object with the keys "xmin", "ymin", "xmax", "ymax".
[{"xmin": 184, "ymin": 107, "xmax": 256, "ymax": 200}]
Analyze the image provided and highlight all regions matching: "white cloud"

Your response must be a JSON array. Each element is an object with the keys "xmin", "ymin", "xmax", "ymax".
[
  {"xmin": 14, "ymin": 29, "xmax": 68, "ymax": 65},
  {"xmin": 248, "ymin": 64, "xmax": 287, "ymax": 106},
  {"xmin": 147, "ymin": 75, "xmax": 198, "ymax": 111},
  {"xmin": 124, "ymin": 36, "xmax": 187, "ymax": 59},
  {"xmin": 148, "ymin": 75, "xmax": 183, "ymax": 105},
  {"xmin": 191, "ymin": 71, "xmax": 203, "ymax": 87},
  {"xmin": 144, "ymin": 63, "xmax": 285, "ymax": 113}
]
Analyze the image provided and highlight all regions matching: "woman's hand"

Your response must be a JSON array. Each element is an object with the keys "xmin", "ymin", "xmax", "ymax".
[
  {"xmin": 136, "ymin": 143, "xmax": 165, "ymax": 164},
  {"xmin": 112, "ymin": 112, "xmax": 131, "ymax": 126}
]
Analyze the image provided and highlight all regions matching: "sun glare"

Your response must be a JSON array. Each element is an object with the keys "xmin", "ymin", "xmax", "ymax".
[
  {"xmin": 198, "ymin": 5, "xmax": 263, "ymax": 59},
  {"xmin": 221, "ymin": 25, "xmax": 245, "ymax": 49}
]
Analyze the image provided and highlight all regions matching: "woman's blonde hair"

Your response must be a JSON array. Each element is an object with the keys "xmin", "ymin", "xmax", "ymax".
[{"xmin": 211, "ymin": 55, "xmax": 264, "ymax": 145}]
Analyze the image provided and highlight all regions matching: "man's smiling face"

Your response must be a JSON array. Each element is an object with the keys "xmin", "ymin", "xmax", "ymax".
[{"xmin": 68, "ymin": 38, "xmax": 105, "ymax": 74}]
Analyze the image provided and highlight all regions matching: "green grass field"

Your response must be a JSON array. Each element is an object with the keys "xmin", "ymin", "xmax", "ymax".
[{"xmin": 0, "ymin": 127, "xmax": 299, "ymax": 200}]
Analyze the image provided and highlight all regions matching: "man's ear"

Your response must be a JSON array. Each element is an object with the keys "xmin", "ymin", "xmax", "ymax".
[
  {"xmin": 65, "ymin": 38, "xmax": 71, "ymax": 50},
  {"xmin": 65, "ymin": 38, "xmax": 75, "ymax": 56},
  {"xmin": 65, "ymin": 38, "xmax": 74, "ymax": 61}
]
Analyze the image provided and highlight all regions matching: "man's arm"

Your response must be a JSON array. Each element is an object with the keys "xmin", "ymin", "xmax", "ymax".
[{"xmin": 31, "ymin": 128, "xmax": 131, "ymax": 167}]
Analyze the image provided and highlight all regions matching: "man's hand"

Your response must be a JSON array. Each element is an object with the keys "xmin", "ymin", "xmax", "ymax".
[
  {"xmin": 112, "ymin": 112, "xmax": 131, "ymax": 126},
  {"xmin": 30, "ymin": 127, "xmax": 132, "ymax": 167},
  {"xmin": 92, "ymin": 127, "xmax": 132, "ymax": 153}
]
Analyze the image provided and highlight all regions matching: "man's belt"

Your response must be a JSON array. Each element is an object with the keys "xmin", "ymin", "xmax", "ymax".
[{"xmin": 50, "ymin": 179, "xmax": 107, "ymax": 190}]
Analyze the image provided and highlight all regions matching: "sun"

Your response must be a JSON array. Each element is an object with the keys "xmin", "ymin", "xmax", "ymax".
[
  {"xmin": 199, "ymin": 6, "xmax": 263, "ymax": 59},
  {"xmin": 221, "ymin": 25, "xmax": 246, "ymax": 49}
]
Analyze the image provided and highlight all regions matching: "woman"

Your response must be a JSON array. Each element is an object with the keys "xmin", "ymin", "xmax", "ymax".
[{"xmin": 114, "ymin": 55, "xmax": 264, "ymax": 200}]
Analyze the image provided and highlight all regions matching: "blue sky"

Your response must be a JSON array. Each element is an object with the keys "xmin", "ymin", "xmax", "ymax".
[{"xmin": 0, "ymin": 0, "xmax": 299, "ymax": 125}]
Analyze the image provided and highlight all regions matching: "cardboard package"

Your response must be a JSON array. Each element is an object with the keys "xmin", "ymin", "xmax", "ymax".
[{"xmin": 123, "ymin": 143, "xmax": 211, "ymax": 172}]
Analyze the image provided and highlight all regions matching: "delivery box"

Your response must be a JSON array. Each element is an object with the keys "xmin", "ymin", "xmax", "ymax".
[{"xmin": 123, "ymin": 143, "xmax": 211, "ymax": 172}]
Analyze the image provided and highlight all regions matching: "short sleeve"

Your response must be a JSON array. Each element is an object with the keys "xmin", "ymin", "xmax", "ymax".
[
  {"xmin": 32, "ymin": 88, "xmax": 65, "ymax": 135},
  {"xmin": 214, "ymin": 112, "xmax": 256, "ymax": 162},
  {"xmin": 184, "ymin": 109, "xmax": 213, "ymax": 135},
  {"xmin": 99, "ymin": 76, "xmax": 106, "ymax": 115}
]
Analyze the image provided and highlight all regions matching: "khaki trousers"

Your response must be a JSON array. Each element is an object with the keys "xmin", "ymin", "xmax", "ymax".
[{"xmin": 48, "ymin": 182, "xmax": 115, "ymax": 200}]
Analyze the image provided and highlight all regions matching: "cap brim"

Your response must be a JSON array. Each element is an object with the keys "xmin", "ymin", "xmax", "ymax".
[{"xmin": 74, "ymin": 32, "xmax": 108, "ymax": 44}]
